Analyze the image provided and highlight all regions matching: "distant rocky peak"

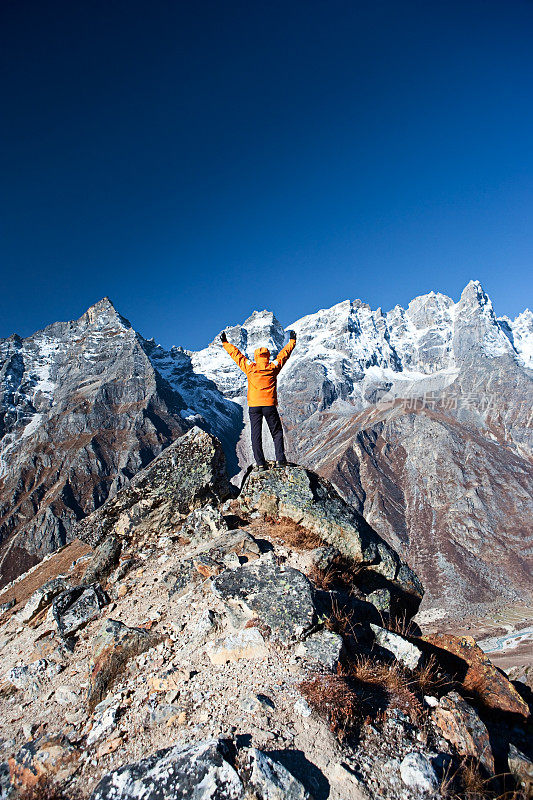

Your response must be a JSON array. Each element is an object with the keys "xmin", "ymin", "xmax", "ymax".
[
  {"xmin": 514, "ymin": 307, "xmax": 533, "ymax": 328},
  {"xmin": 502, "ymin": 308, "xmax": 533, "ymax": 368},
  {"xmin": 291, "ymin": 299, "xmax": 355, "ymax": 336},
  {"xmin": 81, "ymin": 297, "xmax": 132, "ymax": 331},
  {"xmin": 457, "ymin": 279, "xmax": 495, "ymax": 316},
  {"xmin": 452, "ymin": 280, "xmax": 518, "ymax": 361},
  {"xmin": 222, "ymin": 309, "xmax": 286, "ymax": 357},
  {"xmin": 406, "ymin": 290, "xmax": 455, "ymax": 330},
  {"xmin": 242, "ymin": 309, "xmax": 278, "ymax": 327}
]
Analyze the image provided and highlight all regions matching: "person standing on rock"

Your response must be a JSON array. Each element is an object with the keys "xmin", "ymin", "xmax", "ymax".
[{"xmin": 220, "ymin": 330, "xmax": 296, "ymax": 470}]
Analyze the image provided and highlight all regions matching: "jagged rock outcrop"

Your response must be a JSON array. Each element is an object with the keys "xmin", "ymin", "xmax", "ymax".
[
  {"xmin": 81, "ymin": 535, "xmax": 122, "ymax": 585},
  {"xmin": 88, "ymin": 618, "xmax": 159, "ymax": 712},
  {"xmin": 53, "ymin": 583, "xmax": 109, "ymax": 638},
  {"xmin": 239, "ymin": 465, "xmax": 424, "ymax": 615},
  {"xmin": 419, "ymin": 633, "xmax": 529, "ymax": 718},
  {"xmin": 89, "ymin": 739, "xmax": 244, "ymax": 800},
  {"xmin": 76, "ymin": 427, "xmax": 233, "ymax": 548},
  {"xmin": 89, "ymin": 739, "xmax": 313, "ymax": 800},
  {"xmin": 431, "ymin": 692, "xmax": 495, "ymax": 774},
  {"xmin": 0, "ymin": 450, "xmax": 530, "ymax": 800},
  {"xmin": 8, "ymin": 734, "xmax": 81, "ymax": 791}
]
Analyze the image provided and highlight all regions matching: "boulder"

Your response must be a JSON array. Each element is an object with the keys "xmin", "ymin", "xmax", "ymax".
[
  {"xmin": 17, "ymin": 578, "xmax": 69, "ymax": 625},
  {"xmin": 29, "ymin": 631, "xmax": 74, "ymax": 661},
  {"xmin": 295, "ymin": 629, "xmax": 345, "ymax": 672},
  {"xmin": 310, "ymin": 546, "xmax": 342, "ymax": 573},
  {"xmin": 431, "ymin": 692, "xmax": 494, "ymax": 774},
  {"xmin": 211, "ymin": 560, "xmax": 315, "ymax": 644},
  {"xmin": 181, "ymin": 504, "xmax": 229, "ymax": 545},
  {"xmin": 206, "ymin": 628, "xmax": 268, "ymax": 664},
  {"xmin": 52, "ymin": 583, "xmax": 109, "ymax": 638},
  {"xmin": 6, "ymin": 659, "xmax": 62, "ymax": 691},
  {"xmin": 365, "ymin": 588, "xmax": 393, "ymax": 615},
  {"xmin": 8, "ymin": 735, "xmax": 80, "ymax": 791},
  {"xmin": 370, "ymin": 624, "xmax": 423, "ymax": 670},
  {"xmin": 89, "ymin": 739, "xmax": 244, "ymax": 800},
  {"xmin": 76, "ymin": 427, "xmax": 233, "ymax": 547},
  {"xmin": 82, "ymin": 535, "xmax": 122, "ymax": 585},
  {"xmin": 507, "ymin": 743, "xmax": 533, "ymax": 794},
  {"xmin": 247, "ymin": 749, "xmax": 312, "ymax": 800},
  {"xmin": 421, "ymin": 633, "xmax": 530, "ymax": 718},
  {"xmin": 163, "ymin": 560, "xmax": 197, "ymax": 597},
  {"xmin": 54, "ymin": 685, "xmax": 79, "ymax": 706},
  {"xmin": 87, "ymin": 704, "xmax": 120, "ymax": 746},
  {"xmin": 87, "ymin": 618, "xmax": 159, "ymax": 712},
  {"xmin": 238, "ymin": 466, "xmax": 423, "ymax": 610},
  {"xmin": 399, "ymin": 752, "xmax": 438, "ymax": 794}
]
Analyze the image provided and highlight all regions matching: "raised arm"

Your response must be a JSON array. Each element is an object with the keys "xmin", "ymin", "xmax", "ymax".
[
  {"xmin": 274, "ymin": 330, "xmax": 296, "ymax": 371},
  {"xmin": 220, "ymin": 333, "xmax": 250, "ymax": 373}
]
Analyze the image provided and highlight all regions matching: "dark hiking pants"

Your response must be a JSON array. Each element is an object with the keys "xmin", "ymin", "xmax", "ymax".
[{"xmin": 249, "ymin": 406, "xmax": 286, "ymax": 465}]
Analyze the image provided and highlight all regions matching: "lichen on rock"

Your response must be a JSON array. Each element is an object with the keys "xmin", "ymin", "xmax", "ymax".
[{"xmin": 76, "ymin": 427, "xmax": 234, "ymax": 548}]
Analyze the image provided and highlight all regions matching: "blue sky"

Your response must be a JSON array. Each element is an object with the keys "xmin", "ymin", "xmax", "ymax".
[{"xmin": 1, "ymin": 0, "xmax": 532, "ymax": 349}]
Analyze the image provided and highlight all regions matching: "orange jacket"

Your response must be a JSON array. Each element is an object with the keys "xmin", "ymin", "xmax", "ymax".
[{"xmin": 222, "ymin": 338, "xmax": 296, "ymax": 407}]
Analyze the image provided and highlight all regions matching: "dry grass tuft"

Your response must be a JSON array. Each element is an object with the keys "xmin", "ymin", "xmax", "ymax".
[
  {"xmin": 308, "ymin": 555, "xmax": 364, "ymax": 595},
  {"xmin": 412, "ymin": 654, "xmax": 451, "ymax": 695},
  {"xmin": 439, "ymin": 758, "xmax": 528, "ymax": 800},
  {"xmin": 324, "ymin": 595, "xmax": 359, "ymax": 639},
  {"xmin": 264, "ymin": 517, "xmax": 325, "ymax": 550},
  {"xmin": 16, "ymin": 776, "xmax": 82, "ymax": 800},
  {"xmin": 459, "ymin": 759, "xmax": 490, "ymax": 796},
  {"xmin": 299, "ymin": 653, "xmax": 426, "ymax": 742},
  {"xmin": 299, "ymin": 672, "xmax": 364, "ymax": 741},
  {"xmin": 349, "ymin": 654, "xmax": 424, "ymax": 723},
  {"xmin": 381, "ymin": 610, "xmax": 419, "ymax": 638}
]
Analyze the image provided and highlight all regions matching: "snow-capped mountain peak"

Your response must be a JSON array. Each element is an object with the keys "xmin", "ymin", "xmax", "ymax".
[
  {"xmin": 1, "ymin": 280, "xmax": 531, "ymax": 614},
  {"xmin": 82, "ymin": 297, "xmax": 133, "ymax": 331}
]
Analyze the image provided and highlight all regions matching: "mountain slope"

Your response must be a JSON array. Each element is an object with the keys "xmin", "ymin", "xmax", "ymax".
[
  {"xmin": 0, "ymin": 282, "xmax": 531, "ymax": 620},
  {"xmin": 180, "ymin": 280, "xmax": 533, "ymax": 616},
  {"xmin": 0, "ymin": 299, "xmax": 188, "ymax": 585}
]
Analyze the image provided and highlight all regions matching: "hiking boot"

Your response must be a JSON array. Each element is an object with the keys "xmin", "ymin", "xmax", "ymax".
[
  {"xmin": 275, "ymin": 460, "xmax": 288, "ymax": 467},
  {"xmin": 254, "ymin": 463, "xmax": 267, "ymax": 472}
]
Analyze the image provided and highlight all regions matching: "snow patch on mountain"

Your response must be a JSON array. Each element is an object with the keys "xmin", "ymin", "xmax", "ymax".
[
  {"xmin": 0, "ymin": 335, "xmax": 62, "ymax": 478},
  {"xmin": 498, "ymin": 309, "xmax": 533, "ymax": 369},
  {"xmin": 143, "ymin": 340, "xmax": 243, "ymax": 443}
]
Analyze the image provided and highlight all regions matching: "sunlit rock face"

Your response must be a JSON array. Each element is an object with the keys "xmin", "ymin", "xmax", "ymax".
[
  {"xmin": 1, "ymin": 282, "xmax": 531, "ymax": 619},
  {"xmin": 186, "ymin": 280, "xmax": 532, "ymax": 617}
]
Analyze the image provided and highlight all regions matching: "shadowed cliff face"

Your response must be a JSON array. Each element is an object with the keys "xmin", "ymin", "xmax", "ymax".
[{"xmin": 1, "ymin": 283, "xmax": 532, "ymax": 620}]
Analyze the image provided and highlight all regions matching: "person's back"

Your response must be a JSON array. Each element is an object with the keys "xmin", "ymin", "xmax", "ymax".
[{"xmin": 220, "ymin": 330, "xmax": 296, "ymax": 469}]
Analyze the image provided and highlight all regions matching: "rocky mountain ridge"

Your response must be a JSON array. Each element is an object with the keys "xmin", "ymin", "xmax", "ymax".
[
  {"xmin": 0, "ymin": 282, "xmax": 531, "ymax": 623},
  {"xmin": 0, "ymin": 430, "xmax": 531, "ymax": 800}
]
